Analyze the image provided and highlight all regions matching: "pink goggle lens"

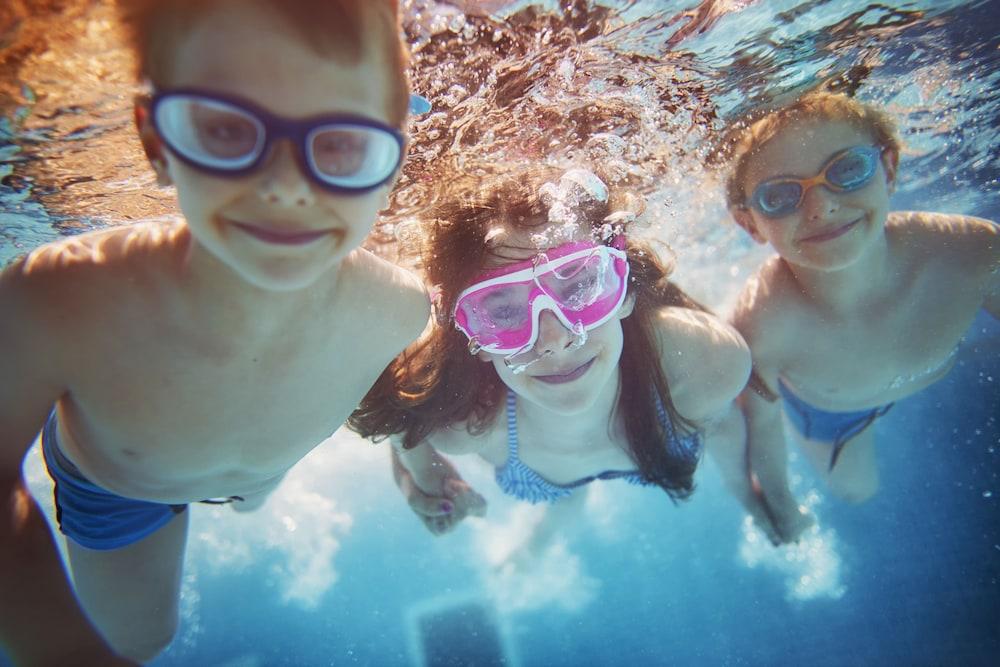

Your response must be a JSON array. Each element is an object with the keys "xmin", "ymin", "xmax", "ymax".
[{"xmin": 454, "ymin": 243, "xmax": 628, "ymax": 354}]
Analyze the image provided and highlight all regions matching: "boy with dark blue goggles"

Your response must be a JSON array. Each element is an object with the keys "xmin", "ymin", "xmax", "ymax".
[{"xmin": 150, "ymin": 88, "xmax": 406, "ymax": 194}]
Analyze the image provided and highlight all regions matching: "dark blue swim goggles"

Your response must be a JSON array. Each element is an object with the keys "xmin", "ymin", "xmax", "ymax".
[
  {"xmin": 747, "ymin": 145, "xmax": 883, "ymax": 218},
  {"xmin": 150, "ymin": 88, "xmax": 406, "ymax": 194}
]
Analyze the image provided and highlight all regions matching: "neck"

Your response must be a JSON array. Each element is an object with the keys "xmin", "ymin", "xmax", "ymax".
[
  {"xmin": 177, "ymin": 227, "xmax": 342, "ymax": 341},
  {"xmin": 784, "ymin": 228, "xmax": 893, "ymax": 313},
  {"xmin": 513, "ymin": 368, "xmax": 623, "ymax": 452}
]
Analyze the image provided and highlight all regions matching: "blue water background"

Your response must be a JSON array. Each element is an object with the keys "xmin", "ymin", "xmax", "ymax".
[{"xmin": 160, "ymin": 322, "xmax": 1000, "ymax": 667}]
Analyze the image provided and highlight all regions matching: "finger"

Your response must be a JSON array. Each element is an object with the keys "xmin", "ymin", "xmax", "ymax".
[
  {"xmin": 443, "ymin": 479, "xmax": 487, "ymax": 517},
  {"xmin": 463, "ymin": 491, "xmax": 488, "ymax": 517},
  {"xmin": 746, "ymin": 505, "xmax": 782, "ymax": 546},
  {"xmin": 426, "ymin": 515, "xmax": 451, "ymax": 535},
  {"xmin": 411, "ymin": 492, "xmax": 456, "ymax": 518},
  {"xmin": 435, "ymin": 513, "xmax": 464, "ymax": 535},
  {"xmin": 399, "ymin": 473, "xmax": 454, "ymax": 517}
]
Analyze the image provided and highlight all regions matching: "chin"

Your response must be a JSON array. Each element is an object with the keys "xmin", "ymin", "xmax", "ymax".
[
  {"xmin": 522, "ymin": 378, "xmax": 605, "ymax": 415},
  {"xmin": 235, "ymin": 259, "xmax": 336, "ymax": 292},
  {"xmin": 528, "ymin": 393, "xmax": 596, "ymax": 416}
]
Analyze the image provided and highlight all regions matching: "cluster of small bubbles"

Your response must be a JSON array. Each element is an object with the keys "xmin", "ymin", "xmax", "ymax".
[
  {"xmin": 740, "ymin": 487, "xmax": 846, "ymax": 601},
  {"xmin": 529, "ymin": 230, "xmax": 554, "ymax": 248},
  {"xmin": 394, "ymin": 217, "xmax": 423, "ymax": 248},
  {"xmin": 176, "ymin": 569, "xmax": 204, "ymax": 651},
  {"xmin": 556, "ymin": 58, "xmax": 576, "ymax": 83},
  {"xmin": 440, "ymin": 84, "xmax": 470, "ymax": 107},
  {"xmin": 484, "ymin": 226, "xmax": 507, "ymax": 245},
  {"xmin": 381, "ymin": 0, "xmax": 1000, "ymax": 314}
]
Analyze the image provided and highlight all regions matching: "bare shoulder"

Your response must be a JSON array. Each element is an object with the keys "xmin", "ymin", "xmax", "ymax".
[
  {"xmin": 0, "ymin": 222, "xmax": 187, "ymax": 458},
  {"xmin": 890, "ymin": 211, "xmax": 998, "ymax": 264},
  {"xmin": 890, "ymin": 212, "xmax": 999, "ymax": 296},
  {"xmin": 655, "ymin": 306, "xmax": 751, "ymax": 423},
  {"xmin": 2, "ymin": 220, "xmax": 186, "ymax": 327},
  {"xmin": 342, "ymin": 248, "xmax": 431, "ymax": 345}
]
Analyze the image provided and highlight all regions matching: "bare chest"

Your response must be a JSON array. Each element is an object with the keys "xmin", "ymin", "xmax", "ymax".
[
  {"xmin": 780, "ymin": 281, "xmax": 981, "ymax": 408},
  {"xmin": 479, "ymin": 416, "xmax": 635, "ymax": 486},
  {"xmin": 57, "ymin": 309, "xmax": 389, "ymax": 501}
]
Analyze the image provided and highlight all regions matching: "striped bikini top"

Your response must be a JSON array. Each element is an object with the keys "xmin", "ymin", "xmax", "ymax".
[{"xmin": 494, "ymin": 390, "xmax": 701, "ymax": 504}]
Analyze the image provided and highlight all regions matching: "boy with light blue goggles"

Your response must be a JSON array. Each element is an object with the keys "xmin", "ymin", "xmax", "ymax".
[{"xmin": 747, "ymin": 145, "xmax": 883, "ymax": 218}]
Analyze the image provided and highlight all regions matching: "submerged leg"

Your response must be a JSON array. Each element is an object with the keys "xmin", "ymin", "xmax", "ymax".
[
  {"xmin": 230, "ymin": 472, "xmax": 287, "ymax": 513},
  {"xmin": 66, "ymin": 509, "xmax": 189, "ymax": 662},
  {"xmin": 799, "ymin": 427, "xmax": 879, "ymax": 504}
]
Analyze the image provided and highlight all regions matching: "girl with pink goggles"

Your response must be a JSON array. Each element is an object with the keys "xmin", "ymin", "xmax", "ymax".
[{"xmin": 453, "ymin": 238, "xmax": 630, "ymax": 359}]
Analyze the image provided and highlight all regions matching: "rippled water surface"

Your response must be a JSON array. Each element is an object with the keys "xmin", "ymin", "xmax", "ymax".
[{"xmin": 1, "ymin": 1, "xmax": 998, "ymax": 665}]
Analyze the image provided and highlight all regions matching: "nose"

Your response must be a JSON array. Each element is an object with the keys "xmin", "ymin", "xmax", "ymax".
[
  {"xmin": 533, "ymin": 309, "xmax": 577, "ymax": 355},
  {"xmin": 801, "ymin": 183, "xmax": 839, "ymax": 220},
  {"xmin": 256, "ymin": 141, "xmax": 316, "ymax": 208}
]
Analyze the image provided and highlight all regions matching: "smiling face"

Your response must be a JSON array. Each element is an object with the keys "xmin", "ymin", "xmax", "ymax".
[
  {"xmin": 475, "ymin": 226, "xmax": 632, "ymax": 416},
  {"xmin": 142, "ymin": 0, "xmax": 401, "ymax": 291},
  {"xmin": 734, "ymin": 118, "xmax": 897, "ymax": 272}
]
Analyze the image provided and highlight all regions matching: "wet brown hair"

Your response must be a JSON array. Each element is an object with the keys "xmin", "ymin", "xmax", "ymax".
[
  {"xmin": 724, "ymin": 91, "xmax": 901, "ymax": 211},
  {"xmin": 350, "ymin": 166, "xmax": 705, "ymax": 501},
  {"xmin": 115, "ymin": 0, "xmax": 410, "ymax": 125}
]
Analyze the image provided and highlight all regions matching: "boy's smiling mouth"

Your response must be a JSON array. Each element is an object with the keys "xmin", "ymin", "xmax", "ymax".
[
  {"xmin": 230, "ymin": 220, "xmax": 345, "ymax": 246},
  {"xmin": 799, "ymin": 216, "xmax": 862, "ymax": 243}
]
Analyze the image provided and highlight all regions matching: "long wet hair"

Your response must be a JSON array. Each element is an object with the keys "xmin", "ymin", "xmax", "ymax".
[{"xmin": 350, "ymin": 166, "xmax": 705, "ymax": 501}]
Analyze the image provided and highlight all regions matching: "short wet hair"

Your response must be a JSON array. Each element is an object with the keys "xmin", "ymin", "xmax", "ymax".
[
  {"xmin": 116, "ymin": 0, "xmax": 410, "ymax": 125},
  {"xmin": 724, "ymin": 91, "xmax": 900, "ymax": 209}
]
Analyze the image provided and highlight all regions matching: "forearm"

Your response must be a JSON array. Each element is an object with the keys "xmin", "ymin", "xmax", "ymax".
[
  {"xmin": 704, "ymin": 403, "xmax": 756, "ymax": 504},
  {"xmin": 1, "ymin": 478, "xmax": 118, "ymax": 664},
  {"xmin": 741, "ymin": 389, "xmax": 797, "ymax": 507},
  {"xmin": 392, "ymin": 440, "xmax": 442, "ymax": 489}
]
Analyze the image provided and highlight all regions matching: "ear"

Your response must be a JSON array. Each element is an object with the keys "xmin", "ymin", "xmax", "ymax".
[
  {"xmin": 881, "ymin": 146, "xmax": 899, "ymax": 192},
  {"xmin": 134, "ymin": 94, "xmax": 172, "ymax": 186},
  {"xmin": 729, "ymin": 205, "xmax": 767, "ymax": 244},
  {"xmin": 617, "ymin": 292, "xmax": 636, "ymax": 320}
]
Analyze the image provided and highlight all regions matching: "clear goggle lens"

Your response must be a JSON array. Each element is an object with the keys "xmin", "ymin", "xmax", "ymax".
[{"xmin": 153, "ymin": 94, "xmax": 403, "ymax": 191}]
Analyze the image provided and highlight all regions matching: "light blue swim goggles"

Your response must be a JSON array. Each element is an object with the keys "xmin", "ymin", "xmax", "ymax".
[
  {"xmin": 150, "ymin": 88, "xmax": 407, "ymax": 194},
  {"xmin": 747, "ymin": 145, "xmax": 884, "ymax": 218}
]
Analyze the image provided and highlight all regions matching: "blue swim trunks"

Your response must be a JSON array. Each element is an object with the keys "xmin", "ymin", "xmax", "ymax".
[
  {"xmin": 778, "ymin": 380, "xmax": 893, "ymax": 471},
  {"xmin": 40, "ymin": 412, "xmax": 186, "ymax": 551}
]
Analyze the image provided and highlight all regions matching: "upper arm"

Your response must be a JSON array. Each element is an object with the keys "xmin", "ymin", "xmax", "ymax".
[
  {"xmin": 392, "ymin": 267, "xmax": 433, "ymax": 344},
  {"xmin": 656, "ymin": 307, "xmax": 751, "ymax": 424},
  {"xmin": 355, "ymin": 251, "xmax": 432, "ymax": 357},
  {"xmin": 970, "ymin": 219, "xmax": 1000, "ymax": 318},
  {"xmin": 0, "ymin": 259, "xmax": 65, "ymax": 482},
  {"xmin": 425, "ymin": 423, "xmax": 492, "ymax": 457},
  {"xmin": 728, "ymin": 268, "xmax": 794, "ymax": 423}
]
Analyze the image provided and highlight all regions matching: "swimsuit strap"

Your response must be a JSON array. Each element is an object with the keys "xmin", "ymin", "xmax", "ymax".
[
  {"xmin": 654, "ymin": 393, "xmax": 701, "ymax": 460},
  {"xmin": 828, "ymin": 402, "xmax": 893, "ymax": 471},
  {"xmin": 505, "ymin": 390, "xmax": 520, "ymax": 456}
]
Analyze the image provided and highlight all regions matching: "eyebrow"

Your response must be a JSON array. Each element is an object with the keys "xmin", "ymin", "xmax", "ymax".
[{"xmin": 756, "ymin": 146, "xmax": 858, "ymax": 183}]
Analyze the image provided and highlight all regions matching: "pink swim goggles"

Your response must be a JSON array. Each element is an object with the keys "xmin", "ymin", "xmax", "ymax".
[{"xmin": 453, "ymin": 239, "xmax": 630, "ymax": 359}]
